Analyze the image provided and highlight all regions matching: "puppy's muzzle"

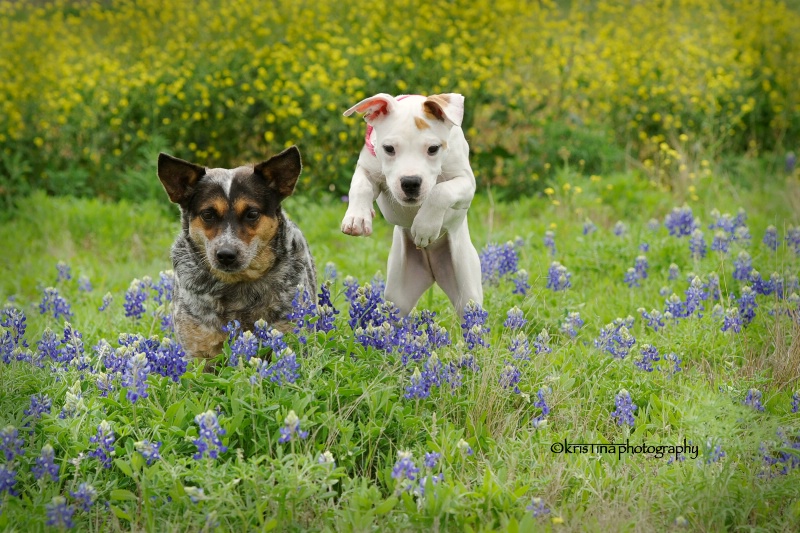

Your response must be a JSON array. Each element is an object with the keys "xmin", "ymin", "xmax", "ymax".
[
  {"xmin": 215, "ymin": 246, "xmax": 240, "ymax": 268},
  {"xmin": 400, "ymin": 175, "xmax": 422, "ymax": 201}
]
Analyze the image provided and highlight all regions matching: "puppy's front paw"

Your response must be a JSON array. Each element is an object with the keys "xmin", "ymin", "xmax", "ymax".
[
  {"xmin": 411, "ymin": 217, "xmax": 443, "ymax": 248},
  {"xmin": 341, "ymin": 207, "xmax": 375, "ymax": 236}
]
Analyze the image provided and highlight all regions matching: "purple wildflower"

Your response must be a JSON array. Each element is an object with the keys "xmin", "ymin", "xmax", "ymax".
[
  {"xmin": 594, "ymin": 318, "xmax": 636, "ymax": 359},
  {"xmin": 392, "ymin": 451, "xmax": 419, "ymax": 483},
  {"xmin": 150, "ymin": 337, "xmax": 188, "ymax": 383},
  {"xmin": 668, "ymin": 263, "xmax": 680, "ymax": 281},
  {"xmin": 639, "ymin": 242, "xmax": 650, "ymax": 252},
  {"xmin": 135, "ymin": 440, "xmax": 162, "ymax": 466},
  {"xmin": 56, "ymin": 261, "xmax": 72, "ymax": 283},
  {"xmin": 639, "ymin": 308, "xmax": 666, "ymax": 332},
  {"xmin": 32, "ymin": 443, "xmax": 60, "ymax": 482},
  {"xmin": 318, "ymin": 451, "xmax": 336, "ymax": 467},
  {"xmin": 39, "ymin": 287, "xmax": 73, "ymax": 320},
  {"xmin": 583, "ymin": 220, "xmax": 597, "ymax": 235},
  {"xmin": 744, "ymin": 388, "xmax": 765, "ymax": 412},
  {"xmin": 508, "ymin": 332, "xmax": 531, "ymax": 360},
  {"xmin": 527, "ymin": 497, "xmax": 551, "ymax": 518},
  {"xmin": 124, "ymin": 277, "xmax": 151, "ymax": 319},
  {"xmin": 251, "ymin": 348, "xmax": 301, "ymax": 386},
  {"xmin": 533, "ymin": 329, "xmax": 551, "ymax": 355},
  {"xmin": 624, "ymin": 267, "xmax": 640, "ymax": 288},
  {"xmin": 647, "ymin": 218, "xmax": 660, "ymax": 232},
  {"xmin": 664, "ymin": 293, "xmax": 688, "ymax": 319},
  {"xmin": 704, "ymin": 439, "xmax": 725, "ymax": 464},
  {"xmin": 0, "ymin": 425, "xmax": 24, "ymax": 461},
  {"xmin": 710, "ymin": 231, "xmax": 730, "ymax": 253},
  {"xmin": 634, "ymin": 255, "xmax": 648, "ymax": 280},
  {"xmin": 253, "ymin": 320, "xmax": 289, "ymax": 354},
  {"xmin": 611, "ymin": 389, "xmax": 637, "ymax": 426},
  {"xmin": 664, "ymin": 206, "xmax": 696, "ymax": 237},
  {"xmin": 46, "ymin": 496, "xmax": 75, "ymax": 529},
  {"xmin": 533, "ymin": 387, "xmax": 551, "ymax": 427},
  {"xmin": 786, "ymin": 226, "xmax": 800, "ymax": 255},
  {"xmin": 560, "ymin": 311, "xmax": 584, "ymax": 338},
  {"xmin": 480, "ymin": 241, "xmax": 519, "ymax": 284},
  {"xmin": 343, "ymin": 276, "xmax": 360, "ymax": 304},
  {"xmin": 546, "ymin": 261, "xmax": 571, "ymax": 291},
  {"xmin": 792, "ymin": 392, "xmax": 799, "ymax": 413},
  {"xmin": 70, "ymin": 483, "xmax": 97, "ymax": 512},
  {"xmin": 511, "ymin": 269, "xmax": 531, "ymax": 295},
  {"xmin": 689, "ymin": 229, "xmax": 706, "ymax": 259},
  {"xmin": 613, "ymin": 221, "xmax": 627, "ymax": 237},
  {"xmin": 98, "ymin": 292, "xmax": 113, "ymax": 312},
  {"xmin": 88, "ymin": 420, "xmax": 115, "ymax": 468},
  {"xmin": 684, "ymin": 276, "xmax": 706, "ymax": 317},
  {"xmin": 721, "ymin": 307, "xmax": 742, "ymax": 333},
  {"xmin": 228, "ymin": 330, "xmax": 259, "ymax": 367},
  {"xmin": 660, "ymin": 352, "xmax": 682, "ymax": 374},
  {"xmin": 763, "ymin": 226, "xmax": 778, "ymax": 251},
  {"xmin": 461, "ymin": 301, "xmax": 490, "ymax": 350},
  {"xmin": 0, "ymin": 464, "xmax": 17, "ymax": 496},
  {"xmin": 737, "ymin": 286, "xmax": 758, "ymax": 326},
  {"xmin": 316, "ymin": 282, "xmax": 339, "ymax": 333},
  {"xmin": 287, "ymin": 284, "xmax": 317, "ymax": 343},
  {"xmin": 152, "ymin": 270, "xmax": 175, "ymax": 306},
  {"xmin": 634, "ymin": 344, "xmax": 660, "ymax": 372},
  {"xmin": 121, "ymin": 352, "xmax": 151, "ymax": 403},
  {"xmin": 423, "ymin": 452, "xmax": 441, "ymax": 469},
  {"xmin": 24, "ymin": 393, "xmax": 52, "ymax": 421},
  {"xmin": 77, "ymin": 274, "xmax": 92, "ymax": 292},
  {"xmin": 323, "ymin": 262, "xmax": 338, "ymax": 281},
  {"xmin": 543, "ymin": 231, "xmax": 556, "ymax": 256},
  {"xmin": 193, "ymin": 410, "xmax": 227, "ymax": 460},
  {"xmin": 504, "ymin": 306, "xmax": 527, "ymax": 329},
  {"xmin": 278, "ymin": 410, "xmax": 309, "ymax": 444},
  {"xmin": 499, "ymin": 364, "xmax": 522, "ymax": 393}
]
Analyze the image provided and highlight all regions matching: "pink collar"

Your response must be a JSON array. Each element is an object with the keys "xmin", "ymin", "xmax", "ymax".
[{"xmin": 364, "ymin": 94, "xmax": 417, "ymax": 157}]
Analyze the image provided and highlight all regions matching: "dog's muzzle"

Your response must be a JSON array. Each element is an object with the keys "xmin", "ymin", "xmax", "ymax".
[
  {"xmin": 215, "ymin": 246, "xmax": 240, "ymax": 269},
  {"xmin": 400, "ymin": 175, "xmax": 422, "ymax": 201}
]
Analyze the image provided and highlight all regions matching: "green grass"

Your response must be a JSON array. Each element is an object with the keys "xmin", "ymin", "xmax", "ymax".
[{"xmin": 0, "ymin": 165, "xmax": 799, "ymax": 532}]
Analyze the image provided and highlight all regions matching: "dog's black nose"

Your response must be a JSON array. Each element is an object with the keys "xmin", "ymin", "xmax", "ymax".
[
  {"xmin": 216, "ymin": 247, "xmax": 238, "ymax": 266},
  {"xmin": 400, "ymin": 175, "xmax": 422, "ymax": 197}
]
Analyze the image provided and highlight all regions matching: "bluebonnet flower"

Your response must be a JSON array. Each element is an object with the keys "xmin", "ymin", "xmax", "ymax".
[
  {"xmin": 684, "ymin": 277, "xmax": 706, "ymax": 317},
  {"xmin": 392, "ymin": 451, "xmax": 419, "ymax": 484},
  {"xmin": 546, "ymin": 261, "xmax": 571, "ymax": 291},
  {"xmin": 323, "ymin": 262, "xmax": 338, "ymax": 281},
  {"xmin": 594, "ymin": 318, "xmax": 635, "ymax": 359},
  {"xmin": 734, "ymin": 225, "xmax": 752, "ymax": 245},
  {"xmin": 737, "ymin": 286, "xmax": 758, "ymax": 326},
  {"xmin": 0, "ymin": 463, "xmax": 17, "ymax": 495},
  {"xmin": 56, "ymin": 261, "xmax": 72, "ymax": 283},
  {"xmin": 222, "ymin": 320, "xmax": 241, "ymax": 343},
  {"xmin": 88, "ymin": 420, "xmax": 115, "ymax": 468},
  {"xmin": 623, "ymin": 267, "xmax": 639, "ymax": 288},
  {"xmin": 423, "ymin": 452, "xmax": 441, "ymax": 469},
  {"xmin": 77, "ymin": 274, "xmax": 92, "ymax": 292},
  {"xmin": 1, "ymin": 306, "xmax": 28, "ymax": 353},
  {"xmin": 664, "ymin": 293, "xmax": 688, "ymax": 319},
  {"xmin": 456, "ymin": 439, "xmax": 474, "ymax": 456},
  {"xmin": 318, "ymin": 451, "xmax": 336, "ymax": 467},
  {"xmin": 287, "ymin": 284, "xmax": 317, "ymax": 343},
  {"xmin": 583, "ymin": 219, "xmax": 597, "ymax": 235},
  {"xmin": 647, "ymin": 218, "xmax": 660, "ymax": 232},
  {"xmin": 343, "ymin": 276, "xmax": 360, "ymax": 303},
  {"xmin": 639, "ymin": 308, "xmax": 666, "ymax": 332},
  {"xmin": 95, "ymin": 372, "xmax": 116, "ymax": 398},
  {"xmin": 46, "ymin": 496, "xmax": 75, "ymax": 529},
  {"xmin": 721, "ymin": 307, "xmax": 742, "ymax": 333},
  {"xmin": 39, "ymin": 287, "xmax": 73, "ymax": 320},
  {"xmin": 664, "ymin": 206, "xmax": 696, "ymax": 237},
  {"xmin": 560, "ymin": 311, "xmax": 584, "ymax": 338},
  {"xmin": 611, "ymin": 389, "xmax": 637, "ymax": 426},
  {"xmin": 405, "ymin": 367, "xmax": 432, "ymax": 400},
  {"xmin": 24, "ymin": 393, "xmax": 52, "ymax": 421},
  {"xmin": 316, "ymin": 282, "xmax": 339, "ymax": 333},
  {"xmin": 744, "ymin": 388, "xmax": 765, "ymax": 412},
  {"xmin": 748, "ymin": 269, "xmax": 773, "ymax": 296},
  {"xmin": 710, "ymin": 231, "xmax": 730, "ymax": 253},
  {"xmin": 70, "ymin": 483, "xmax": 97, "ymax": 511},
  {"xmin": 253, "ymin": 320, "xmax": 289, "ymax": 354},
  {"xmin": 135, "ymin": 440, "xmax": 162, "ymax": 466},
  {"xmin": 511, "ymin": 269, "xmax": 530, "ymax": 295},
  {"xmin": 612, "ymin": 221, "xmax": 627, "ymax": 237},
  {"xmin": 668, "ymin": 263, "xmax": 680, "ymax": 281},
  {"xmin": 508, "ymin": 332, "xmax": 531, "ymax": 360},
  {"xmin": 278, "ymin": 410, "xmax": 309, "ymax": 443},
  {"xmin": 59, "ymin": 381, "xmax": 86, "ymax": 419},
  {"xmin": 228, "ymin": 330, "xmax": 258, "ymax": 367},
  {"xmin": 504, "ymin": 306, "xmax": 527, "ymax": 329},
  {"xmin": 532, "ymin": 387, "xmax": 551, "ymax": 427},
  {"xmin": 461, "ymin": 301, "xmax": 490, "ymax": 350},
  {"xmin": 404, "ymin": 354, "xmax": 458, "ymax": 399},
  {"xmin": 348, "ymin": 282, "xmax": 385, "ymax": 331},
  {"xmin": 543, "ymin": 231, "xmax": 556, "ymax": 256},
  {"xmin": 121, "ymin": 352, "xmax": 151, "ymax": 403},
  {"xmin": 480, "ymin": 242, "xmax": 519, "ymax": 284},
  {"xmin": 499, "ymin": 364, "xmax": 522, "ymax": 393},
  {"xmin": 786, "ymin": 226, "xmax": 800, "ymax": 256},
  {"xmin": 763, "ymin": 225, "xmax": 778, "ymax": 251},
  {"xmin": 152, "ymin": 270, "xmax": 175, "ymax": 306},
  {"xmin": 704, "ymin": 272, "xmax": 721, "ymax": 301},
  {"xmin": 250, "ymin": 349, "xmax": 301, "ymax": 386},
  {"xmin": 124, "ymin": 277, "xmax": 150, "ymax": 320},
  {"xmin": 1, "ymin": 425, "xmax": 24, "ymax": 461},
  {"xmin": 703, "ymin": 439, "xmax": 725, "ymax": 464},
  {"xmin": 771, "ymin": 273, "xmax": 785, "ymax": 299},
  {"xmin": 760, "ymin": 428, "xmax": 800, "ymax": 475},
  {"xmin": 661, "ymin": 352, "xmax": 682, "ymax": 374},
  {"xmin": 635, "ymin": 344, "xmax": 660, "ymax": 372},
  {"xmin": 527, "ymin": 497, "xmax": 551, "ymax": 518},
  {"xmin": 184, "ymin": 486, "xmax": 206, "ymax": 504},
  {"xmin": 792, "ymin": 391, "xmax": 799, "ymax": 413},
  {"xmin": 150, "ymin": 338, "xmax": 188, "ymax": 383},
  {"xmin": 689, "ymin": 229, "xmax": 706, "ymax": 259},
  {"xmin": 634, "ymin": 255, "xmax": 649, "ymax": 280},
  {"xmin": 193, "ymin": 410, "xmax": 227, "ymax": 459},
  {"xmin": 32, "ymin": 443, "xmax": 60, "ymax": 482},
  {"xmin": 533, "ymin": 329, "xmax": 551, "ymax": 355},
  {"xmin": 98, "ymin": 292, "xmax": 113, "ymax": 312},
  {"xmin": 639, "ymin": 242, "xmax": 650, "ymax": 252}
]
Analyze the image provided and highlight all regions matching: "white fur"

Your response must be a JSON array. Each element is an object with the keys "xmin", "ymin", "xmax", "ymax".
[{"xmin": 341, "ymin": 93, "xmax": 483, "ymax": 315}]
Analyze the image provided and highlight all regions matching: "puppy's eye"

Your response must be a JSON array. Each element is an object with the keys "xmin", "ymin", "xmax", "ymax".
[
  {"xmin": 200, "ymin": 210, "xmax": 216, "ymax": 222},
  {"xmin": 427, "ymin": 145, "xmax": 441, "ymax": 156},
  {"xmin": 383, "ymin": 145, "xmax": 395, "ymax": 155},
  {"xmin": 244, "ymin": 209, "xmax": 260, "ymax": 222}
]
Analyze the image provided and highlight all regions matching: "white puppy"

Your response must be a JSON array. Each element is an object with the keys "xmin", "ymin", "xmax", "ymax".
[{"xmin": 341, "ymin": 93, "xmax": 483, "ymax": 315}]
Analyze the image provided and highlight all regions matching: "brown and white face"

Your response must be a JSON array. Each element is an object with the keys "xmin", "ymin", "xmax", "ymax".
[
  {"xmin": 345, "ymin": 93, "xmax": 465, "ymax": 206},
  {"xmin": 157, "ymin": 146, "xmax": 302, "ymax": 282}
]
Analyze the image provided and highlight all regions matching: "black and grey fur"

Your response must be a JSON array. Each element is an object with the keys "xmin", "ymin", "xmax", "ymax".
[{"xmin": 157, "ymin": 146, "xmax": 316, "ymax": 359}]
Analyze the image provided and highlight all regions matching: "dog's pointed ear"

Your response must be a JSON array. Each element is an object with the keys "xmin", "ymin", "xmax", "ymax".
[
  {"xmin": 254, "ymin": 145, "xmax": 302, "ymax": 199},
  {"xmin": 158, "ymin": 153, "xmax": 206, "ymax": 204},
  {"xmin": 423, "ymin": 93, "xmax": 465, "ymax": 127},
  {"xmin": 343, "ymin": 93, "xmax": 397, "ymax": 124}
]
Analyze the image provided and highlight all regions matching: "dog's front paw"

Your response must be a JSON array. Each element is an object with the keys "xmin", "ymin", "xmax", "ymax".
[
  {"xmin": 341, "ymin": 207, "xmax": 375, "ymax": 236},
  {"xmin": 411, "ymin": 217, "xmax": 444, "ymax": 248}
]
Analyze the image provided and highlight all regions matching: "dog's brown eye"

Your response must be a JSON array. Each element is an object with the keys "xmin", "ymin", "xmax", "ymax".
[
  {"xmin": 383, "ymin": 145, "xmax": 395, "ymax": 155},
  {"xmin": 245, "ymin": 209, "xmax": 260, "ymax": 222},
  {"xmin": 427, "ymin": 145, "xmax": 441, "ymax": 156},
  {"xmin": 200, "ymin": 210, "xmax": 216, "ymax": 222}
]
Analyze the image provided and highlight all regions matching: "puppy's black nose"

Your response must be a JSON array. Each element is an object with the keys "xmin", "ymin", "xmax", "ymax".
[
  {"xmin": 400, "ymin": 175, "xmax": 422, "ymax": 197},
  {"xmin": 216, "ymin": 247, "xmax": 238, "ymax": 266}
]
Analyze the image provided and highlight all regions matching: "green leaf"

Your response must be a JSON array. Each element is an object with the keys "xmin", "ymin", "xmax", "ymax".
[
  {"xmin": 374, "ymin": 496, "xmax": 397, "ymax": 516},
  {"xmin": 263, "ymin": 518, "xmax": 278, "ymax": 531},
  {"xmin": 114, "ymin": 459, "xmax": 134, "ymax": 478},
  {"xmin": 110, "ymin": 489, "xmax": 138, "ymax": 501},
  {"xmin": 165, "ymin": 400, "xmax": 185, "ymax": 426},
  {"xmin": 110, "ymin": 505, "xmax": 132, "ymax": 521}
]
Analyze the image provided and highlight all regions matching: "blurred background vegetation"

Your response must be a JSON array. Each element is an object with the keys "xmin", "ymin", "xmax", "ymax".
[{"xmin": 0, "ymin": 0, "xmax": 798, "ymax": 212}]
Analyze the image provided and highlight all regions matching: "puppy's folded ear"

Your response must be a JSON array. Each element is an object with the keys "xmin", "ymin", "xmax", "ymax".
[
  {"xmin": 158, "ymin": 153, "xmax": 206, "ymax": 204},
  {"xmin": 344, "ymin": 93, "xmax": 397, "ymax": 124},
  {"xmin": 254, "ymin": 145, "xmax": 302, "ymax": 198},
  {"xmin": 423, "ymin": 93, "xmax": 465, "ymax": 127}
]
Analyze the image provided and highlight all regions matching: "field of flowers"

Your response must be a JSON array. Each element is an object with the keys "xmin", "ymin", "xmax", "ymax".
[
  {"xmin": 1, "ymin": 164, "xmax": 799, "ymax": 530},
  {"xmin": 1, "ymin": 0, "xmax": 799, "ymax": 207}
]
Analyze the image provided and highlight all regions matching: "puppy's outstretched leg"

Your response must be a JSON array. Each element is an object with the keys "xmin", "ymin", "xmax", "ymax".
[
  {"xmin": 341, "ymin": 164, "xmax": 378, "ymax": 236},
  {"xmin": 385, "ymin": 226, "xmax": 435, "ymax": 315},
  {"xmin": 429, "ymin": 218, "xmax": 483, "ymax": 315}
]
